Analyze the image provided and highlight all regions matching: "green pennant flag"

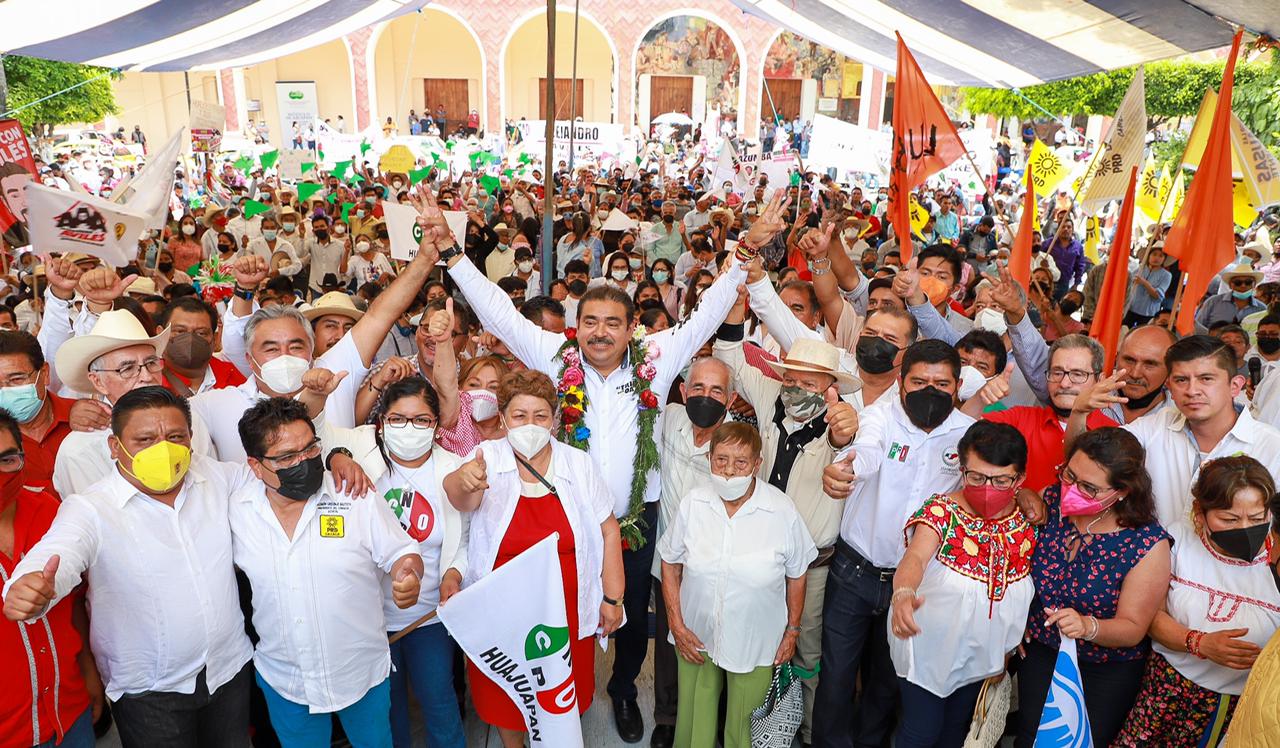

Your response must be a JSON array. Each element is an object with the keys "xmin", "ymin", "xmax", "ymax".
[
  {"xmin": 318, "ymin": 149, "xmax": 325, "ymax": 161},
  {"xmin": 635, "ymin": 155, "xmax": 642, "ymax": 166},
  {"xmin": 327, "ymin": 192, "xmax": 338, "ymax": 205},
  {"xmin": 233, "ymin": 155, "xmax": 254, "ymax": 173},
  {"xmin": 468, "ymin": 151, "xmax": 483, "ymax": 169},
  {"xmin": 480, "ymin": 175, "xmax": 500, "ymax": 194},
  {"xmin": 445, "ymin": 141, "xmax": 454, "ymax": 151},
  {"xmin": 789, "ymin": 171, "xmax": 801, "ymax": 187},
  {"xmin": 502, "ymin": 168, "xmax": 514, "ymax": 179},
  {"xmin": 297, "ymin": 182, "xmax": 324, "ymax": 203},
  {"xmin": 360, "ymin": 140, "xmax": 371, "ymax": 156},
  {"xmin": 300, "ymin": 161, "xmax": 317, "ymax": 175},
  {"xmin": 259, "ymin": 150, "xmax": 279, "ymax": 169},
  {"xmin": 431, "ymin": 153, "xmax": 446, "ymax": 170},
  {"xmin": 409, "ymin": 166, "xmax": 432, "ymax": 185},
  {"xmin": 518, "ymin": 153, "xmax": 532, "ymax": 165},
  {"xmin": 341, "ymin": 202, "xmax": 355, "ymax": 223},
  {"xmin": 347, "ymin": 171, "xmax": 365, "ymax": 185},
  {"xmin": 331, "ymin": 160, "xmax": 352, "ymax": 180},
  {"xmin": 243, "ymin": 199, "xmax": 272, "ymax": 219}
]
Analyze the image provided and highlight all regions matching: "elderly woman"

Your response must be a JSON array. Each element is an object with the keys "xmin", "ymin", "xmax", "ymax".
[
  {"xmin": 1014, "ymin": 428, "xmax": 1172, "ymax": 747},
  {"xmin": 890, "ymin": 421, "xmax": 1036, "ymax": 747},
  {"xmin": 443, "ymin": 369, "xmax": 624, "ymax": 748},
  {"xmin": 1115, "ymin": 456, "xmax": 1280, "ymax": 746},
  {"xmin": 659, "ymin": 421, "xmax": 817, "ymax": 748}
]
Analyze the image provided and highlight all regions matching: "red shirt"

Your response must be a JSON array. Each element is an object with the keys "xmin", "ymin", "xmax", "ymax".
[
  {"xmin": 1, "ymin": 489, "xmax": 91, "ymax": 747},
  {"xmin": 20, "ymin": 394, "xmax": 75, "ymax": 500},
  {"xmin": 984, "ymin": 406, "xmax": 1117, "ymax": 492},
  {"xmin": 162, "ymin": 358, "xmax": 247, "ymax": 394}
]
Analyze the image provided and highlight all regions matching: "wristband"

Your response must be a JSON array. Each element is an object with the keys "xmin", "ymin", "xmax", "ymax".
[
  {"xmin": 890, "ymin": 587, "xmax": 916, "ymax": 604},
  {"xmin": 603, "ymin": 595, "xmax": 624, "ymax": 608},
  {"xmin": 1186, "ymin": 629, "xmax": 1207, "ymax": 659},
  {"xmin": 734, "ymin": 239, "xmax": 760, "ymax": 263},
  {"xmin": 233, "ymin": 285, "xmax": 256, "ymax": 300},
  {"xmin": 325, "ymin": 447, "xmax": 353, "ymax": 471},
  {"xmin": 785, "ymin": 625, "xmax": 802, "ymax": 634}
]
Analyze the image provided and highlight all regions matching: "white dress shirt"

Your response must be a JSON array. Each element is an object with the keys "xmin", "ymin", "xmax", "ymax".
[
  {"xmin": 1123, "ymin": 405, "xmax": 1280, "ymax": 529},
  {"xmin": 448, "ymin": 256, "xmax": 746, "ymax": 517},
  {"xmin": 658, "ymin": 481, "xmax": 817, "ymax": 673},
  {"xmin": 651, "ymin": 404, "xmax": 715, "ymax": 579},
  {"xmin": 836, "ymin": 397, "xmax": 974, "ymax": 568},
  {"xmin": 244, "ymin": 238, "xmax": 302, "ymax": 277},
  {"xmin": 3, "ymin": 458, "xmax": 255, "ymax": 700},
  {"xmin": 52, "ymin": 418, "xmax": 214, "ymax": 499},
  {"xmin": 227, "ymin": 474, "xmax": 417, "ymax": 713},
  {"xmin": 303, "ymin": 238, "xmax": 348, "ymax": 292}
]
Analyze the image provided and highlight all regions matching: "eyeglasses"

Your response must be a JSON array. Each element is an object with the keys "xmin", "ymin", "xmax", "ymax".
[
  {"xmin": 961, "ymin": 468, "xmax": 1020, "ymax": 490},
  {"xmin": 0, "ymin": 451, "xmax": 24, "ymax": 472},
  {"xmin": 0, "ymin": 369, "xmax": 38, "ymax": 387},
  {"xmin": 92, "ymin": 356, "xmax": 163, "ymax": 381},
  {"xmin": 1057, "ymin": 464, "xmax": 1118, "ymax": 500},
  {"xmin": 384, "ymin": 414, "xmax": 438, "ymax": 430},
  {"xmin": 261, "ymin": 437, "xmax": 322, "ymax": 469},
  {"xmin": 1230, "ymin": 278, "xmax": 1256, "ymax": 289},
  {"xmin": 1046, "ymin": 368, "xmax": 1096, "ymax": 384}
]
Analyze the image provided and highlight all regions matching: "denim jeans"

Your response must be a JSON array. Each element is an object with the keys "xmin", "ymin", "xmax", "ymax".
[
  {"xmin": 111, "ymin": 662, "xmax": 252, "ymax": 748},
  {"xmin": 257, "ymin": 673, "xmax": 391, "ymax": 748},
  {"xmin": 894, "ymin": 678, "xmax": 983, "ymax": 747},
  {"xmin": 608, "ymin": 502, "xmax": 658, "ymax": 703},
  {"xmin": 811, "ymin": 541, "xmax": 899, "ymax": 748},
  {"xmin": 33, "ymin": 708, "xmax": 94, "ymax": 748},
  {"xmin": 389, "ymin": 623, "xmax": 465, "ymax": 748}
]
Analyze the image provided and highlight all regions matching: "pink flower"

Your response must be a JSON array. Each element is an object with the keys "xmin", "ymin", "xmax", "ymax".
[
  {"xmin": 562, "ymin": 347, "xmax": 580, "ymax": 366},
  {"xmin": 637, "ymin": 362, "xmax": 657, "ymax": 381},
  {"xmin": 561, "ymin": 367, "xmax": 584, "ymax": 387},
  {"xmin": 644, "ymin": 342, "xmax": 661, "ymax": 363}
]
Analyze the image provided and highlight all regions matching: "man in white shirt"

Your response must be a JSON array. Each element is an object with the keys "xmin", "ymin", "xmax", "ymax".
[
  {"xmin": 245, "ymin": 215, "xmax": 303, "ymax": 278},
  {"xmin": 814, "ymin": 340, "xmax": 975, "ymax": 748},
  {"xmin": 673, "ymin": 235, "xmax": 718, "ymax": 290},
  {"xmin": 232, "ymin": 397, "xmax": 421, "ymax": 746},
  {"xmin": 485, "ymin": 224, "xmax": 517, "ymax": 282},
  {"xmin": 682, "ymin": 194, "xmax": 712, "ymax": 232},
  {"xmin": 301, "ymin": 214, "xmax": 348, "ymax": 298}
]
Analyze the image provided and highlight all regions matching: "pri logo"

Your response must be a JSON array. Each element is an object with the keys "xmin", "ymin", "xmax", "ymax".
[
  {"xmin": 525, "ymin": 624, "xmax": 576, "ymax": 715},
  {"xmin": 53, "ymin": 202, "xmax": 108, "ymax": 246}
]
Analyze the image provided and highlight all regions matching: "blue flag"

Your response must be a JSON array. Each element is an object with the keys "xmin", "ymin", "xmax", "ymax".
[{"xmin": 1034, "ymin": 638, "xmax": 1094, "ymax": 748}]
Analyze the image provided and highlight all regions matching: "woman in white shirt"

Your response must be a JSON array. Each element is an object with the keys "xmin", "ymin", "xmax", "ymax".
[
  {"xmin": 659, "ymin": 421, "xmax": 817, "ymax": 748},
  {"xmin": 443, "ymin": 369, "xmax": 624, "ymax": 748},
  {"xmin": 589, "ymin": 251, "xmax": 637, "ymax": 297},
  {"xmin": 1115, "ymin": 456, "xmax": 1280, "ymax": 747},
  {"xmin": 889, "ymin": 420, "xmax": 1036, "ymax": 747}
]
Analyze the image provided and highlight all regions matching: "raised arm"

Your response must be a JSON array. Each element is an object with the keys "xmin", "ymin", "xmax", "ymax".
[
  {"xmin": 349, "ymin": 244, "xmax": 437, "ymax": 367},
  {"xmin": 37, "ymin": 258, "xmax": 84, "ymax": 395},
  {"xmin": 988, "ymin": 265, "xmax": 1049, "ymax": 404},
  {"xmin": 428, "ymin": 300, "xmax": 461, "ymax": 429}
]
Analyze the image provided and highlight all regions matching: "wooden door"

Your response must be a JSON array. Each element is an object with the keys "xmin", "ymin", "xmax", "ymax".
[
  {"xmin": 649, "ymin": 76, "xmax": 693, "ymax": 122},
  {"xmin": 423, "ymin": 79, "xmax": 470, "ymax": 132},
  {"xmin": 761, "ymin": 78, "xmax": 802, "ymax": 123},
  {"xmin": 539, "ymin": 79, "xmax": 586, "ymax": 120}
]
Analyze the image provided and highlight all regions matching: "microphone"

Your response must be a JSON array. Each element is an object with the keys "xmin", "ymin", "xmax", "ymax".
[{"xmin": 1249, "ymin": 357, "xmax": 1262, "ymax": 389}]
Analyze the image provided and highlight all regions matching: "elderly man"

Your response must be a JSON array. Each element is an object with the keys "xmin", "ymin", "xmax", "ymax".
[{"xmin": 1197, "ymin": 264, "xmax": 1268, "ymax": 329}]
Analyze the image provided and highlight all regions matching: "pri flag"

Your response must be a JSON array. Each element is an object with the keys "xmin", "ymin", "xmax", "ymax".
[
  {"xmin": 1088, "ymin": 167, "xmax": 1138, "ymax": 375},
  {"xmin": 888, "ymin": 32, "xmax": 968, "ymax": 262},
  {"xmin": 24, "ymin": 183, "xmax": 146, "ymax": 267},
  {"xmin": 1078, "ymin": 68, "xmax": 1146, "ymax": 210},
  {"xmin": 439, "ymin": 535, "xmax": 584, "ymax": 747},
  {"xmin": 1034, "ymin": 637, "xmax": 1095, "ymax": 747},
  {"xmin": 0, "ymin": 118, "xmax": 38, "ymax": 244},
  {"xmin": 383, "ymin": 202, "xmax": 425, "ymax": 261}
]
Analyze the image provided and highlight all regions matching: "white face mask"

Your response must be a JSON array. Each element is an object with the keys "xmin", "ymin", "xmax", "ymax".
[
  {"xmin": 334, "ymin": 225, "xmax": 347, "ymax": 236},
  {"xmin": 181, "ymin": 224, "xmax": 196, "ymax": 236},
  {"xmin": 517, "ymin": 260, "xmax": 534, "ymax": 274},
  {"xmin": 255, "ymin": 354, "xmax": 310, "ymax": 394},
  {"xmin": 392, "ymin": 181, "xmax": 403, "ymax": 191},
  {"xmin": 958, "ymin": 365, "xmax": 989, "ymax": 402},
  {"xmin": 382, "ymin": 422, "xmax": 435, "ymax": 461},
  {"xmin": 507, "ymin": 423, "xmax": 551, "ymax": 457},
  {"xmin": 709, "ymin": 473, "xmax": 753, "ymax": 501},
  {"xmin": 974, "ymin": 307, "xmax": 1008, "ymax": 337},
  {"xmin": 611, "ymin": 269, "xmax": 629, "ymax": 282},
  {"xmin": 356, "ymin": 241, "xmax": 371, "ymax": 253},
  {"xmin": 468, "ymin": 389, "xmax": 499, "ymax": 421}
]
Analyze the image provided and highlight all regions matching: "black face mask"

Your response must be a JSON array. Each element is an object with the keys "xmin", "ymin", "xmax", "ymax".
[
  {"xmin": 862, "ymin": 262, "xmax": 876, "ymax": 274},
  {"xmin": 273, "ymin": 454, "xmax": 325, "ymax": 501},
  {"xmin": 158, "ymin": 262, "xmax": 174, "ymax": 273},
  {"xmin": 1058, "ymin": 299, "xmax": 1081, "ymax": 316},
  {"xmin": 315, "ymin": 230, "xmax": 329, "ymax": 241},
  {"xmin": 855, "ymin": 336, "xmax": 899, "ymax": 375},
  {"xmin": 217, "ymin": 243, "xmax": 234, "ymax": 253},
  {"xmin": 662, "ymin": 215, "xmax": 674, "ymax": 224},
  {"xmin": 684, "ymin": 396, "xmax": 727, "ymax": 429},
  {"xmin": 166, "ymin": 332, "xmax": 213, "ymax": 371},
  {"xmin": 902, "ymin": 386, "xmax": 954, "ymax": 430},
  {"xmin": 567, "ymin": 280, "xmax": 588, "ymax": 296},
  {"xmin": 1209, "ymin": 522, "xmax": 1271, "ymax": 562},
  {"xmin": 1259, "ymin": 337, "xmax": 1280, "ymax": 355},
  {"xmin": 1124, "ymin": 386, "xmax": 1165, "ymax": 411}
]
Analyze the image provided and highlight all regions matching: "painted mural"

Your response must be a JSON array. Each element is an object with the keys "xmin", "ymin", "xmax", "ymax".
[
  {"xmin": 764, "ymin": 30, "xmax": 858, "ymax": 99},
  {"xmin": 635, "ymin": 16, "xmax": 740, "ymax": 119}
]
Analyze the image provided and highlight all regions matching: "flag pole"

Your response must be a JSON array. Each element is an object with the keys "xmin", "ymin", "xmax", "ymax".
[{"xmin": 539, "ymin": 0, "xmax": 557, "ymax": 295}]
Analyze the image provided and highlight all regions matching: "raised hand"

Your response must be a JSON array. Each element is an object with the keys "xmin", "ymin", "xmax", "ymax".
[
  {"xmin": 2, "ymin": 555, "xmax": 59, "ymax": 622},
  {"xmin": 391, "ymin": 566, "xmax": 422, "ymax": 609},
  {"xmin": 743, "ymin": 190, "xmax": 792, "ymax": 248},
  {"xmin": 1072, "ymin": 368, "xmax": 1129, "ymax": 415},
  {"xmin": 301, "ymin": 368, "xmax": 348, "ymax": 398},
  {"xmin": 891, "ymin": 267, "xmax": 925, "ymax": 305},
  {"xmin": 42, "ymin": 256, "xmax": 84, "ymax": 301},
  {"xmin": 457, "ymin": 450, "xmax": 488, "ymax": 493},
  {"xmin": 229, "ymin": 254, "xmax": 269, "ymax": 290},
  {"xmin": 427, "ymin": 299, "xmax": 455, "ymax": 344},
  {"xmin": 78, "ymin": 267, "xmax": 136, "ymax": 309},
  {"xmin": 975, "ymin": 367, "xmax": 1013, "ymax": 407},
  {"xmin": 798, "ymin": 222, "xmax": 834, "ymax": 260},
  {"xmin": 372, "ymin": 357, "xmax": 417, "ymax": 389},
  {"xmin": 825, "ymin": 387, "xmax": 859, "ymax": 447},
  {"xmin": 986, "ymin": 264, "xmax": 1026, "ymax": 318}
]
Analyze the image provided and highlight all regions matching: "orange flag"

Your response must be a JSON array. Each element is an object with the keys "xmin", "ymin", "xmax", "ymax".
[
  {"xmin": 1089, "ymin": 166, "xmax": 1139, "ymax": 375},
  {"xmin": 1009, "ymin": 168, "xmax": 1035, "ymax": 290},
  {"xmin": 888, "ymin": 32, "xmax": 968, "ymax": 263},
  {"xmin": 1163, "ymin": 29, "xmax": 1244, "ymax": 334}
]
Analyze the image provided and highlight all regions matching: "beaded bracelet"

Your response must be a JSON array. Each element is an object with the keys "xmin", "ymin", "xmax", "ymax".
[
  {"xmin": 890, "ymin": 587, "xmax": 916, "ymax": 605},
  {"xmin": 1186, "ymin": 629, "xmax": 1207, "ymax": 659}
]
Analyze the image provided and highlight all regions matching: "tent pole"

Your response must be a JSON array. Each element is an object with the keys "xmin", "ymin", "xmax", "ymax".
[
  {"xmin": 567, "ymin": 0, "xmax": 580, "ymax": 174},
  {"xmin": 540, "ymin": 0, "xmax": 557, "ymax": 294}
]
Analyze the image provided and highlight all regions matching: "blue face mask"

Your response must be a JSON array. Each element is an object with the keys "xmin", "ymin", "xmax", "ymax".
[
  {"xmin": 263, "ymin": 229, "xmax": 278, "ymax": 241},
  {"xmin": 1233, "ymin": 289, "xmax": 1255, "ymax": 300},
  {"xmin": 395, "ymin": 322, "xmax": 415, "ymax": 337},
  {"xmin": 0, "ymin": 374, "xmax": 44, "ymax": 423}
]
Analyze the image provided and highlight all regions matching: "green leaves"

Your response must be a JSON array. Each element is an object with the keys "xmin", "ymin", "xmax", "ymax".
[{"xmin": 2, "ymin": 56, "xmax": 118, "ymax": 131}]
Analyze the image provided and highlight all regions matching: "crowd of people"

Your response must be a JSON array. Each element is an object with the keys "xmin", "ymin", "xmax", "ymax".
[{"xmin": 2, "ymin": 121, "xmax": 1280, "ymax": 748}]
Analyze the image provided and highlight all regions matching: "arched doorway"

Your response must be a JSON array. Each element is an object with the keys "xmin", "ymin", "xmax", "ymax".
[
  {"xmin": 634, "ymin": 15, "xmax": 743, "ymax": 137},
  {"xmin": 762, "ymin": 30, "xmax": 862, "ymax": 126},
  {"xmin": 371, "ymin": 9, "xmax": 486, "ymax": 137},
  {"xmin": 501, "ymin": 10, "xmax": 617, "ymax": 124}
]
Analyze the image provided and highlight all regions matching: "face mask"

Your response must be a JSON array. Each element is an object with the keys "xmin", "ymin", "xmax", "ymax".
[
  {"xmin": 780, "ymin": 385, "xmax": 826, "ymax": 422},
  {"xmin": 181, "ymin": 224, "xmax": 196, "ymax": 236},
  {"xmin": 255, "ymin": 354, "xmax": 310, "ymax": 394},
  {"xmin": 517, "ymin": 260, "xmax": 534, "ymax": 274},
  {"xmin": 1258, "ymin": 337, "xmax": 1280, "ymax": 356},
  {"xmin": 315, "ymin": 230, "xmax": 329, "ymax": 241},
  {"xmin": 504, "ymin": 206, "xmax": 514, "ymax": 213},
  {"xmin": 568, "ymin": 279, "xmax": 588, "ymax": 296},
  {"xmin": 158, "ymin": 262, "xmax": 174, "ymax": 273},
  {"xmin": 1233, "ymin": 289, "xmax": 1255, "ymax": 300},
  {"xmin": 392, "ymin": 181, "xmax": 403, "ymax": 190},
  {"xmin": 334, "ymin": 225, "xmax": 347, "ymax": 236},
  {"xmin": 356, "ymin": 209, "xmax": 366, "ymax": 218},
  {"xmin": 0, "ymin": 372, "xmax": 44, "ymax": 423},
  {"xmin": 468, "ymin": 389, "xmax": 499, "ymax": 421},
  {"xmin": 663, "ymin": 215, "xmax": 674, "ymax": 223},
  {"xmin": 365, "ymin": 196, "xmax": 377, "ymax": 205},
  {"xmin": 282, "ymin": 222, "xmax": 296, "ymax": 232},
  {"xmin": 263, "ymin": 230, "xmax": 278, "ymax": 241},
  {"xmin": 1209, "ymin": 522, "xmax": 1271, "ymax": 562},
  {"xmin": 1060, "ymin": 482, "xmax": 1113, "ymax": 516},
  {"xmin": 628, "ymin": 258, "xmax": 643, "ymax": 269},
  {"xmin": 273, "ymin": 454, "xmax": 325, "ymax": 501},
  {"xmin": 862, "ymin": 262, "xmax": 876, "ymax": 274},
  {"xmin": 166, "ymin": 332, "xmax": 213, "ymax": 371},
  {"xmin": 0, "ymin": 470, "xmax": 22, "ymax": 512},
  {"xmin": 974, "ymin": 307, "xmax": 1008, "ymax": 336},
  {"xmin": 854, "ymin": 336, "xmax": 898, "ymax": 375},
  {"xmin": 902, "ymin": 386, "xmax": 953, "ymax": 430},
  {"xmin": 963, "ymin": 483, "xmax": 1017, "ymax": 519},
  {"xmin": 382, "ymin": 422, "xmax": 435, "ymax": 461},
  {"xmin": 1058, "ymin": 298, "xmax": 1081, "ymax": 316},
  {"xmin": 117, "ymin": 440, "xmax": 192, "ymax": 493},
  {"xmin": 611, "ymin": 269, "xmax": 630, "ymax": 282},
  {"xmin": 218, "ymin": 243, "xmax": 234, "ymax": 253},
  {"xmin": 356, "ymin": 241, "xmax": 371, "ymax": 253},
  {"xmin": 958, "ymin": 365, "xmax": 989, "ymax": 402},
  {"xmin": 507, "ymin": 423, "xmax": 552, "ymax": 457},
  {"xmin": 842, "ymin": 230, "xmax": 856, "ymax": 243},
  {"xmin": 684, "ymin": 395, "xmax": 727, "ymax": 429},
  {"xmin": 920, "ymin": 275, "xmax": 950, "ymax": 307},
  {"xmin": 710, "ymin": 473, "xmax": 753, "ymax": 501}
]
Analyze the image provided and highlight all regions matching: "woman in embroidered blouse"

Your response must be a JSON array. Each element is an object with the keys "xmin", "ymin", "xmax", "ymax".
[
  {"xmin": 1115, "ymin": 456, "xmax": 1280, "ymax": 747},
  {"xmin": 442, "ymin": 369, "xmax": 624, "ymax": 748},
  {"xmin": 889, "ymin": 421, "xmax": 1036, "ymax": 747},
  {"xmin": 1014, "ymin": 428, "xmax": 1172, "ymax": 747}
]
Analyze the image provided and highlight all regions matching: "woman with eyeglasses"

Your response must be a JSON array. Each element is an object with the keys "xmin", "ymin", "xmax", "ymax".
[
  {"xmin": 1013, "ymin": 427, "xmax": 1172, "ymax": 747},
  {"xmin": 1114, "ymin": 457, "xmax": 1280, "ymax": 746},
  {"xmin": 889, "ymin": 421, "xmax": 1036, "ymax": 747}
]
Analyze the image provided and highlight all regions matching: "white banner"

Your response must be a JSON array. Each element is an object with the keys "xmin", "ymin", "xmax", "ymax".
[
  {"xmin": 25, "ymin": 183, "xmax": 146, "ymax": 267},
  {"xmin": 439, "ymin": 535, "xmax": 583, "ymax": 747},
  {"xmin": 1080, "ymin": 67, "xmax": 1146, "ymax": 209},
  {"xmin": 275, "ymin": 81, "xmax": 319, "ymax": 152},
  {"xmin": 120, "ymin": 128, "xmax": 184, "ymax": 232},
  {"xmin": 277, "ymin": 148, "xmax": 312, "ymax": 181},
  {"xmin": 516, "ymin": 120, "xmax": 625, "ymax": 166},
  {"xmin": 806, "ymin": 114, "xmax": 890, "ymax": 176},
  {"xmin": 383, "ymin": 202, "xmax": 422, "ymax": 261},
  {"xmin": 739, "ymin": 146, "xmax": 800, "ymax": 189}
]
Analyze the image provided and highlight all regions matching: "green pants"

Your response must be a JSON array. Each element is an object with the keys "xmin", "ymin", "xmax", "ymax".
[{"xmin": 675, "ymin": 655, "xmax": 773, "ymax": 748}]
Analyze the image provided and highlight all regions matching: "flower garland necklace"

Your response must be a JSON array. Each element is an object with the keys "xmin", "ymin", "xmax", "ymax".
[{"xmin": 555, "ymin": 325, "xmax": 660, "ymax": 549}]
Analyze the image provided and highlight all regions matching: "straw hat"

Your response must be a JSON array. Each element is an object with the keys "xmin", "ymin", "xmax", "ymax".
[
  {"xmin": 203, "ymin": 206, "xmax": 228, "ymax": 228},
  {"xmin": 766, "ymin": 338, "xmax": 862, "ymax": 395},
  {"xmin": 126, "ymin": 277, "xmax": 158, "ymax": 297},
  {"xmin": 600, "ymin": 209, "xmax": 637, "ymax": 232},
  {"xmin": 55, "ymin": 309, "xmax": 170, "ymax": 395},
  {"xmin": 303, "ymin": 291, "xmax": 365, "ymax": 323},
  {"xmin": 1242, "ymin": 238, "xmax": 1273, "ymax": 265}
]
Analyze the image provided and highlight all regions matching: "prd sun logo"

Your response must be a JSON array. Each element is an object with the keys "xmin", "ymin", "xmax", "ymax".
[{"xmin": 524, "ymin": 623, "xmax": 576, "ymax": 715}]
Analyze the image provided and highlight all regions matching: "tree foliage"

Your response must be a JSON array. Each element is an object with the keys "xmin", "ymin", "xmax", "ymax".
[{"xmin": 2, "ymin": 55, "xmax": 119, "ymax": 134}]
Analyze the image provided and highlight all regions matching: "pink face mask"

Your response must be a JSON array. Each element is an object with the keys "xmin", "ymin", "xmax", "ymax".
[
  {"xmin": 964, "ymin": 484, "xmax": 1016, "ymax": 519},
  {"xmin": 1060, "ymin": 482, "xmax": 1110, "ymax": 516}
]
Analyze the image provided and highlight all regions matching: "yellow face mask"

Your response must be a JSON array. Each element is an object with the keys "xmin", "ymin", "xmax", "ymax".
[{"xmin": 117, "ymin": 440, "xmax": 192, "ymax": 493}]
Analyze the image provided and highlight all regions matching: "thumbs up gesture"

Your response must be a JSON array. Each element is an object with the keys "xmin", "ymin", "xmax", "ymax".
[
  {"xmin": 426, "ymin": 298, "xmax": 455, "ymax": 344},
  {"xmin": 823, "ymin": 386, "xmax": 859, "ymax": 447},
  {"xmin": 3, "ymin": 555, "xmax": 59, "ymax": 622},
  {"xmin": 458, "ymin": 450, "xmax": 489, "ymax": 494},
  {"xmin": 975, "ymin": 366, "xmax": 1014, "ymax": 407},
  {"xmin": 301, "ymin": 367, "xmax": 348, "ymax": 397},
  {"xmin": 391, "ymin": 564, "xmax": 422, "ymax": 609}
]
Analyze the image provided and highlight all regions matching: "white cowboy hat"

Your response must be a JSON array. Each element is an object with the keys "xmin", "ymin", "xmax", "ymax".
[
  {"xmin": 1242, "ymin": 239, "xmax": 1273, "ymax": 265},
  {"xmin": 302, "ymin": 291, "xmax": 365, "ymax": 323},
  {"xmin": 55, "ymin": 309, "xmax": 170, "ymax": 396},
  {"xmin": 600, "ymin": 208, "xmax": 637, "ymax": 232},
  {"xmin": 766, "ymin": 338, "xmax": 862, "ymax": 395},
  {"xmin": 1221, "ymin": 263, "xmax": 1264, "ymax": 285}
]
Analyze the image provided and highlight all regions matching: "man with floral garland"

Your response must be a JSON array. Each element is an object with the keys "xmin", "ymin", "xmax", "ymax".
[{"xmin": 430, "ymin": 190, "xmax": 794, "ymax": 743}]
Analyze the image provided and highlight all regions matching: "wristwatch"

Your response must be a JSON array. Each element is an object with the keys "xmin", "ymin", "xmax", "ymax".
[
  {"xmin": 438, "ymin": 243, "xmax": 464, "ymax": 263},
  {"xmin": 325, "ymin": 447, "xmax": 353, "ymax": 471},
  {"xmin": 603, "ymin": 595, "xmax": 624, "ymax": 608},
  {"xmin": 233, "ymin": 285, "xmax": 256, "ymax": 300}
]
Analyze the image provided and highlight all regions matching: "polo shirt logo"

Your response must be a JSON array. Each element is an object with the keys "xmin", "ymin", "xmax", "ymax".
[
  {"xmin": 887, "ymin": 443, "xmax": 910, "ymax": 462},
  {"xmin": 942, "ymin": 449, "xmax": 959, "ymax": 468},
  {"xmin": 319, "ymin": 515, "xmax": 344, "ymax": 538}
]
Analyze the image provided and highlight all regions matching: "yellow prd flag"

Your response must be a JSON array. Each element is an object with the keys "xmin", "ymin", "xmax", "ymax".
[
  {"xmin": 1155, "ymin": 165, "xmax": 1173, "ymax": 208},
  {"xmin": 908, "ymin": 194, "xmax": 929, "ymax": 237},
  {"xmin": 1230, "ymin": 114, "xmax": 1280, "ymax": 210},
  {"xmin": 1233, "ymin": 180, "xmax": 1259, "ymax": 228},
  {"xmin": 1028, "ymin": 139, "xmax": 1068, "ymax": 197},
  {"xmin": 1160, "ymin": 168, "xmax": 1187, "ymax": 223},
  {"xmin": 1080, "ymin": 67, "xmax": 1147, "ymax": 209},
  {"xmin": 1084, "ymin": 214, "xmax": 1102, "ymax": 263},
  {"xmin": 1136, "ymin": 155, "xmax": 1162, "ymax": 220}
]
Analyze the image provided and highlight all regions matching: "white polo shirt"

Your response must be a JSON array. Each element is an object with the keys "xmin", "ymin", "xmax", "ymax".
[
  {"xmin": 1123, "ymin": 405, "xmax": 1280, "ymax": 529},
  {"xmin": 227, "ymin": 474, "xmax": 417, "ymax": 713},
  {"xmin": 52, "ymin": 416, "xmax": 215, "ymax": 500},
  {"xmin": 652, "ymin": 404, "xmax": 715, "ymax": 579},
  {"xmin": 836, "ymin": 397, "xmax": 974, "ymax": 569}
]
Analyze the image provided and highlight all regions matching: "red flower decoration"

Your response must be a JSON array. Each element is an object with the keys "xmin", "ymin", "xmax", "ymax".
[
  {"xmin": 639, "ymin": 390, "xmax": 659, "ymax": 409},
  {"xmin": 565, "ymin": 327, "xmax": 577, "ymax": 341},
  {"xmin": 621, "ymin": 537, "xmax": 631, "ymax": 551},
  {"xmin": 562, "ymin": 406, "xmax": 582, "ymax": 424},
  {"xmin": 944, "ymin": 525, "xmax": 981, "ymax": 567}
]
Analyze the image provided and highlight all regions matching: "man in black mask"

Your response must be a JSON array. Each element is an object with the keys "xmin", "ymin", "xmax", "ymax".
[
  {"xmin": 561, "ymin": 259, "xmax": 591, "ymax": 326},
  {"xmin": 157, "ymin": 297, "xmax": 246, "ymax": 395}
]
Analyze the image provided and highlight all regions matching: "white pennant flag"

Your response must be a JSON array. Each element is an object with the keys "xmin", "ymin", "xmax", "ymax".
[
  {"xmin": 711, "ymin": 141, "xmax": 749, "ymax": 195},
  {"xmin": 24, "ymin": 182, "xmax": 146, "ymax": 267},
  {"xmin": 119, "ymin": 128, "xmax": 184, "ymax": 232},
  {"xmin": 1079, "ymin": 67, "xmax": 1146, "ymax": 209},
  {"xmin": 439, "ymin": 535, "xmax": 584, "ymax": 747}
]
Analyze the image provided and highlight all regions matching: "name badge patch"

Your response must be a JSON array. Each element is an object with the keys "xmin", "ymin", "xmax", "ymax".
[{"xmin": 320, "ymin": 514, "xmax": 345, "ymax": 538}]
